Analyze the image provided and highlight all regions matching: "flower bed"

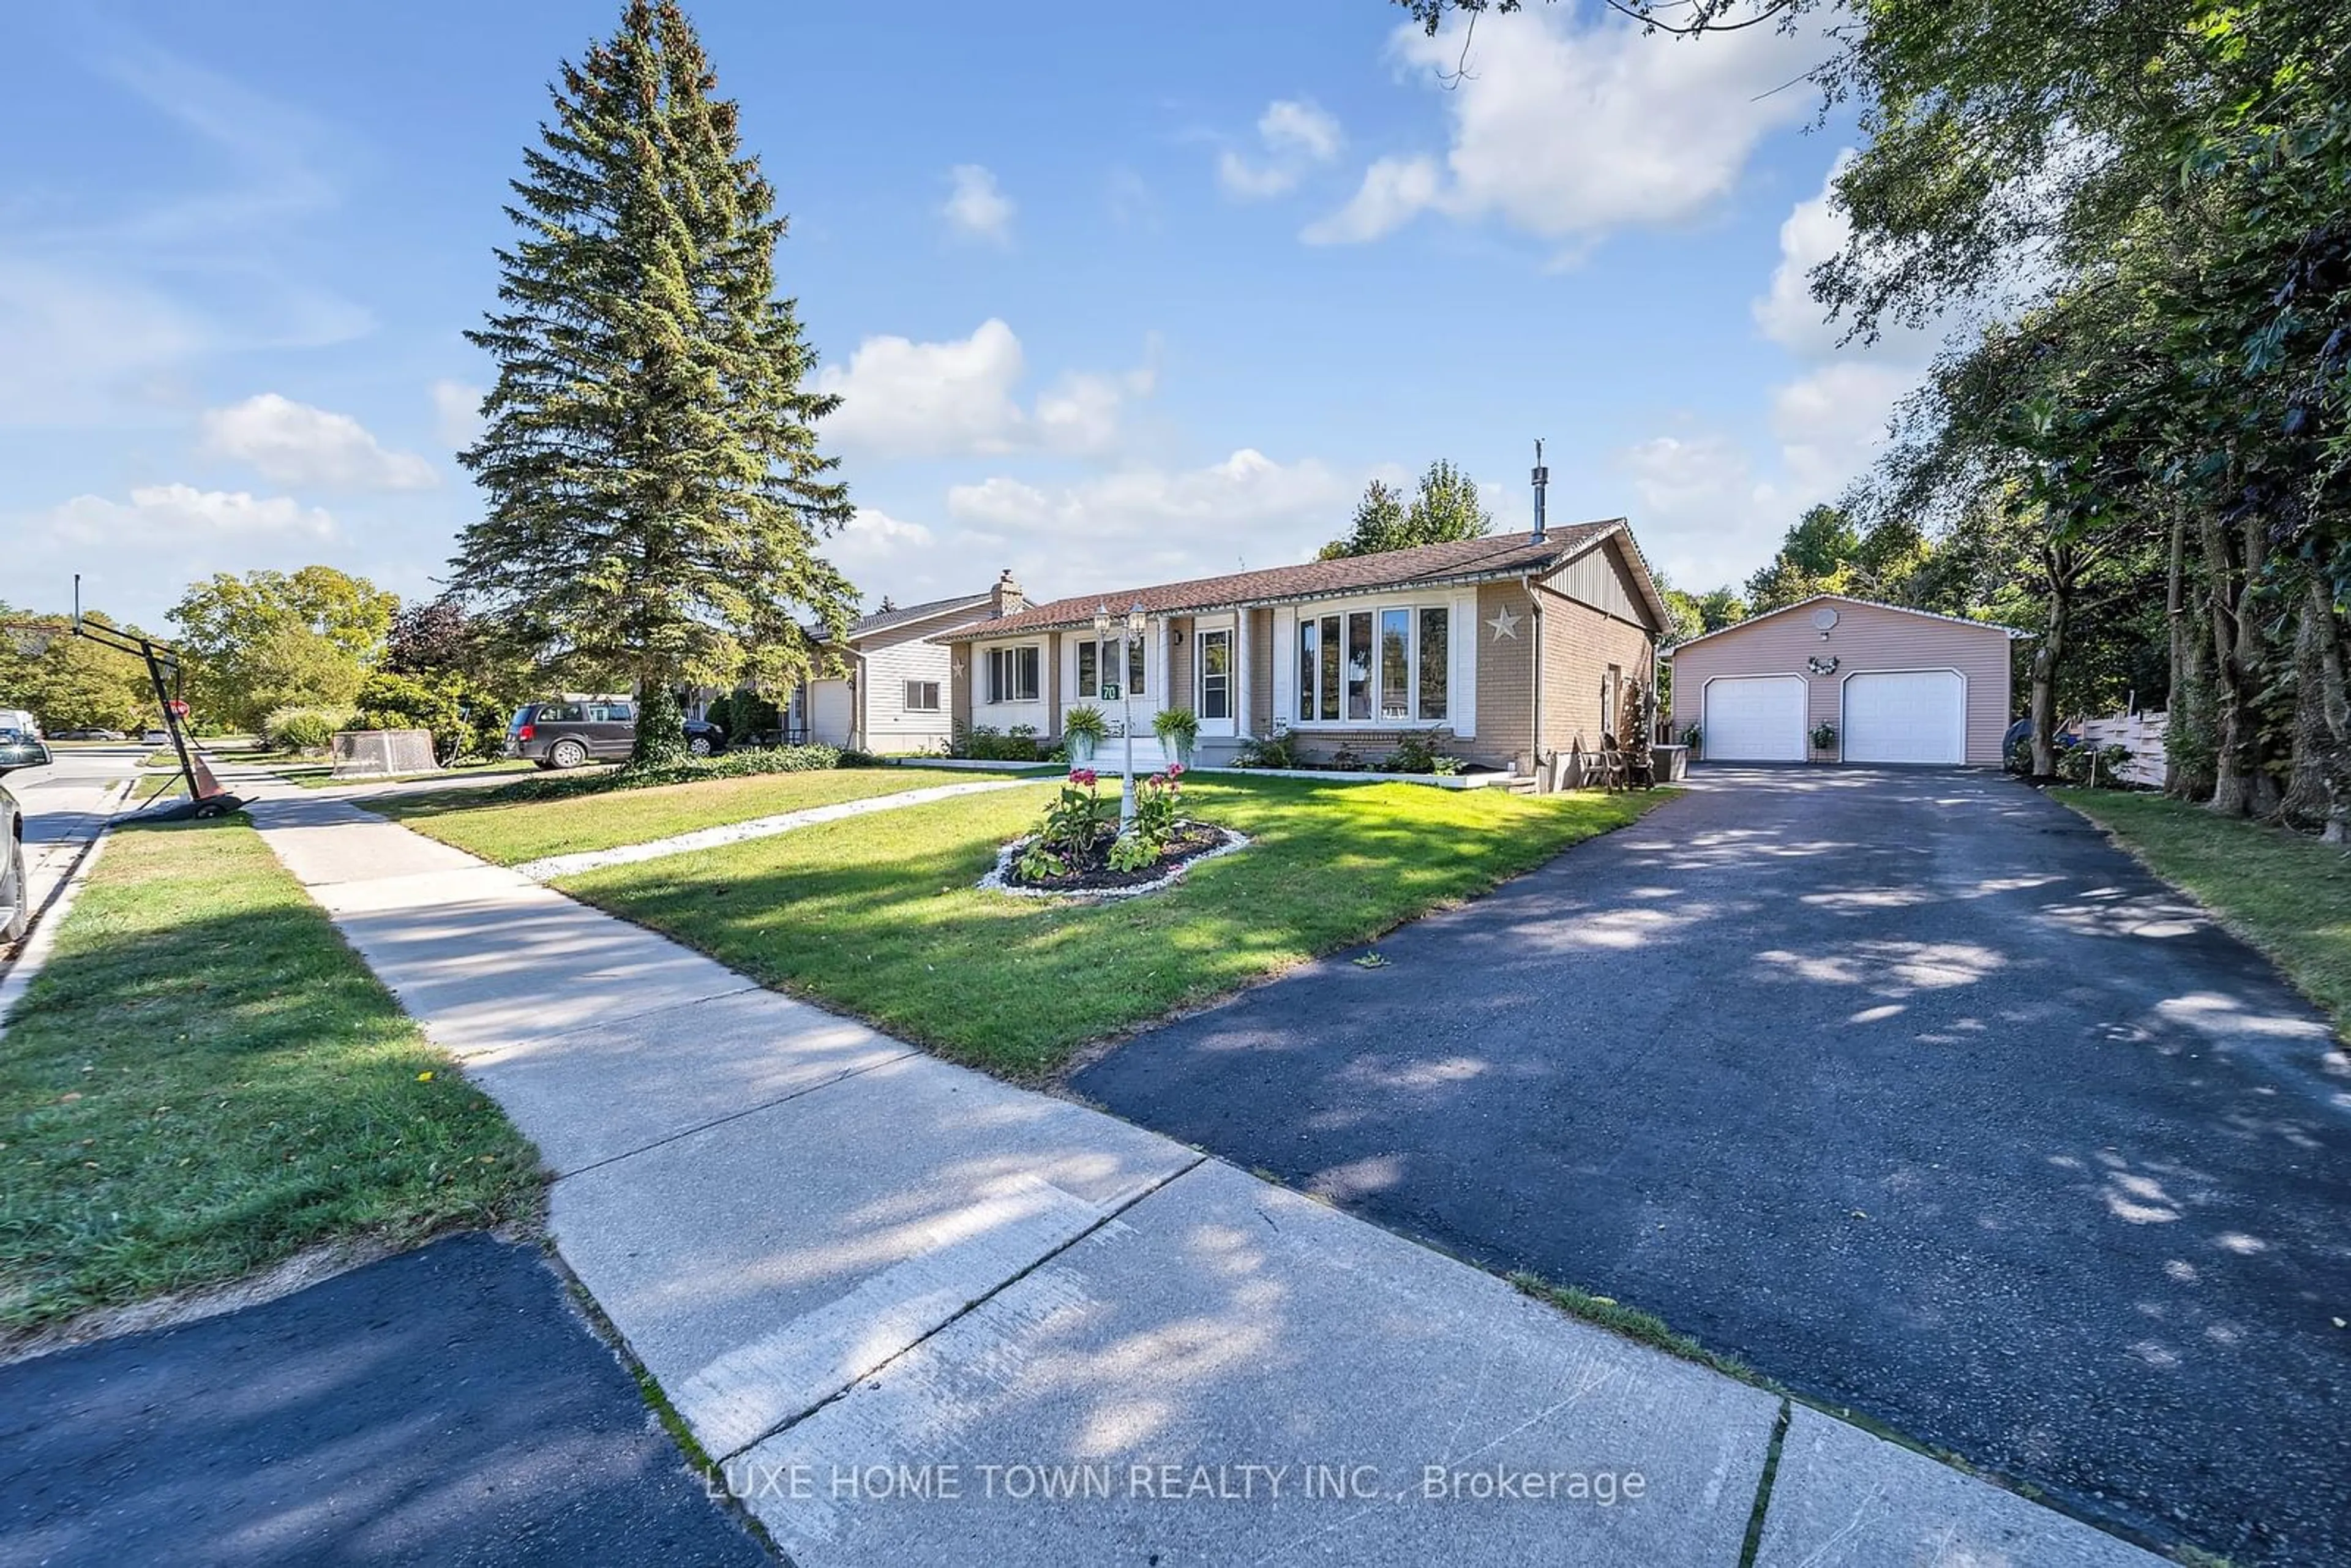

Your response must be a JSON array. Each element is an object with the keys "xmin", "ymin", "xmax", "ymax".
[{"xmin": 984, "ymin": 765, "xmax": 1247, "ymax": 897}]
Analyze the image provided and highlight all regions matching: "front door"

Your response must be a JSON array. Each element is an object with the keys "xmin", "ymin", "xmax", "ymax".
[{"xmin": 1195, "ymin": 624, "xmax": 1235, "ymax": 737}]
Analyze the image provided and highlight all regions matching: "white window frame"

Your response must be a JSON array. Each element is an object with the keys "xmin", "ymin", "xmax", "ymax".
[
  {"xmin": 904, "ymin": 679, "xmax": 941, "ymax": 713},
  {"xmin": 1289, "ymin": 594, "xmax": 1456, "ymax": 729},
  {"xmin": 984, "ymin": 645, "xmax": 1040, "ymax": 704}
]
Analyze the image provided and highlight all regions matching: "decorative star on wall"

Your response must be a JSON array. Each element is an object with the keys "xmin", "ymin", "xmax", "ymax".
[{"xmin": 1487, "ymin": 607, "xmax": 1521, "ymax": 641}]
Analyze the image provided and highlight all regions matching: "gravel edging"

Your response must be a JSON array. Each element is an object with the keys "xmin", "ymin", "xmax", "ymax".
[{"xmin": 977, "ymin": 825, "xmax": 1251, "ymax": 900}]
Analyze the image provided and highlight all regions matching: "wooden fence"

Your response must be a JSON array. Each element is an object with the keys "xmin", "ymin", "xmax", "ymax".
[{"xmin": 2075, "ymin": 710, "xmax": 2169, "ymax": 787}]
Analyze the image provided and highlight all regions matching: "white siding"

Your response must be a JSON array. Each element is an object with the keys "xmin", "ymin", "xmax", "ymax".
[{"xmin": 863, "ymin": 636, "xmax": 954, "ymax": 752}]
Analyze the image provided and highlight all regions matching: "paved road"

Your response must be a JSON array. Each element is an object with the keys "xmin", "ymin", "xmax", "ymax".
[
  {"xmin": 1075, "ymin": 767, "xmax": 2351, "ymax": 1566},
  {"xmin": 4, "ymin": 743, "xmax": 137, "ymax": 934},
  {"xmin": 0, "ymin": 1234, "xmax": 771, "ymax": 1567}
]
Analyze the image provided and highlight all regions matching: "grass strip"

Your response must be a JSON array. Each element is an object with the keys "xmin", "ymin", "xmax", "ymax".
[
  {"xmin": 2057, "ymin": 787, "xmax": 2351, "ymax": 1044},
  {"xmin": 0, "ymin": 816, "xmax": 539, "ymax": 1331}
]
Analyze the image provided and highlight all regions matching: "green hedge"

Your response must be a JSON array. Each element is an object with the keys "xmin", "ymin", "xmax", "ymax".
[{"xmin": 481, "ymin": 743, "xmax": 856, "ymax": 803}]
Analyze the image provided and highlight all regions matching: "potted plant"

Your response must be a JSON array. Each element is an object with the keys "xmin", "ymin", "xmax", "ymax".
[
  {"xmin": 1810, "ymin": 720, "xmax": 1840, "ymax": 759},
  {"xmin": 1681, "ymin": 722, "xmax": 1702, "ymax": 759},
  {"xmin": 1063, "ymin": 704, "xmax": 1108, "ymax": 765},
  {"xmin": 1152, "ymin": 706, "xmax": 1201, "ymax": 767}
]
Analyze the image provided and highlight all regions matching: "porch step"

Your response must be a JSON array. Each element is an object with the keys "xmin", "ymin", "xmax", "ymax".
[{"xmin": 1075, "ymin": 737, "xmax": 1171, "ymax": 775}]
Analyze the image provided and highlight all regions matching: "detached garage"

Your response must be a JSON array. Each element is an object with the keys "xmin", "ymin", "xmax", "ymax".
[{"xmin": 1665, "ymin": 595, "xmax": 2025, "ymax": 767}]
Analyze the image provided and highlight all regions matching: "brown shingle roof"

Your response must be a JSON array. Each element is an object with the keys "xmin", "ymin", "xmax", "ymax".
[{"xmin": 936, "ymin": 521, "xmax": 1627, "ymax": 640}]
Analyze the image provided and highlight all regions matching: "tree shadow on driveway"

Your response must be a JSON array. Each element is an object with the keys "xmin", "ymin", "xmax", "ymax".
[{"xmin": 1073, "ymin": 767, "xmax": 2351, "ymax": 1566}]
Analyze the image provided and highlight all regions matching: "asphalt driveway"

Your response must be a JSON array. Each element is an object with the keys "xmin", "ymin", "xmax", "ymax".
[
  {"xmin": 0, "ymin": 1234, "xmax": 770, "ymax": 1567},
  {"xmin": 1074, "ymin": 767, "xmax": 2351, "ymax": 1566}
]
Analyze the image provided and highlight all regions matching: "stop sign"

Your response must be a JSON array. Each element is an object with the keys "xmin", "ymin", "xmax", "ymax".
[{"xmin": 166, "ymin": 699, "xmax": 189, "ymax": 718}]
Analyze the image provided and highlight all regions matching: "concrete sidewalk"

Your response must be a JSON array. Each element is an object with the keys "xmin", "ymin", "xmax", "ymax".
[{"xmin": 246, "ymin": 791, "xmax": 2162, "ymax": 1567}]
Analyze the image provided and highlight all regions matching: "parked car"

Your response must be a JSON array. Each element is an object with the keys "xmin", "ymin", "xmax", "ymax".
[
  {"xmin": 683, "ymin": 718, "xmax": 728, "ymax": 757},
  {"xmin": 507, "ymin": 697, "xmax": 637, "ymax": 769},
  {"xmin": 48, "ymin": 728, "xmax": 125, "ymax": 741},
  {"xmin": 1, "ymin": 735, "xmax": 53, "ymax": 943},
  {"xmin": 0, "ymin": 710, "xmax": 40, "ymax": 743}
]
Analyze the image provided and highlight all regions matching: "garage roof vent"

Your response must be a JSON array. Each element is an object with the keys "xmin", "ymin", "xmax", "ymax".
[{"xmin": 1811, "ymin": 606, "xmax": 1840, "ymax": 636}]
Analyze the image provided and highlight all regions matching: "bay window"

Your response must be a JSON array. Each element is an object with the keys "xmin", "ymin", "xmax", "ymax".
[{"xmin": 1294, "ymin": 601, "xmax": 1453, "ymax": 725}]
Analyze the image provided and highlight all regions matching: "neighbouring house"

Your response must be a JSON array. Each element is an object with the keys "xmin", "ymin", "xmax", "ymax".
[
  {"xmin": 1664, "ymin": 594, "xmax": 2028, "ymax": 765},
  {"xmin": 776, "ymin": 583, "xmax": 1016, "ymax": 752},
  {"xmin": 932, "ymin": 522, "xmax": 1671, "ymax": 780}
]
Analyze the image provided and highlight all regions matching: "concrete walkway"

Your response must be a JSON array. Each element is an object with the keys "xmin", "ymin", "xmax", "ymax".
[
  {"xmin": 244, "ymin": 790, "xmax": 2163, "ymax": 1567},
  {"xmin": 511, "ymin": 776, "xmax": 1035, "ymax": 881}
]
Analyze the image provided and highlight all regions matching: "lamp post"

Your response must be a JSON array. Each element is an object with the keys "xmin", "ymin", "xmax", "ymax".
[{"xmin": 1092, "ymin": 600, "xmax": 1148, "ymax": 824}]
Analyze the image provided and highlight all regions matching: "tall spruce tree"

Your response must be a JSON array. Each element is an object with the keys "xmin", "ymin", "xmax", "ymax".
[{"xmin": 453, "ymin": 0, "xmax": 856, "ymax": 760}]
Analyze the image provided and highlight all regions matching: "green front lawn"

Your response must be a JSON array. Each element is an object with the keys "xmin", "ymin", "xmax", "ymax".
[
  {"xmin": 376, "ymin": 764, "xmax": 1033, "ymax": 866},
  {"xmin": 0, "ymin": 818, "xmax": 538, "ymax": 1331},
  {"xmin": 557, "ymin": 776, "xmax": 1667, "ymax": 1078},
  {"xmin": 2059, "ymin": 788, "xmax": 2351, "ymax": 1043}
]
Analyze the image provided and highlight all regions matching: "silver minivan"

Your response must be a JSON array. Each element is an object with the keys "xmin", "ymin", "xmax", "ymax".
[{"xmin": 1, "ymin": 733, "xmax": 53, "ymax": 943}]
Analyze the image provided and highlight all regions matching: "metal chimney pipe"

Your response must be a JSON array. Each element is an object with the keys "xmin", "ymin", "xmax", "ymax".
[{"xmin": 1531, "ymin": 439, "xmax": 1549, "ymax": 543}]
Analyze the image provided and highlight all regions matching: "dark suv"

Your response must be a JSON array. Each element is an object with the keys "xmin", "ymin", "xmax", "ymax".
[{"xmin": 508, "ymin": 697, "xmax": 636, "ymax": 769}]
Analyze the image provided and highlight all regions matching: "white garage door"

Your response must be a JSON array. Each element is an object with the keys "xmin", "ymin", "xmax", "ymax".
[
  {"xmin": 1703, "ymin": 675, "xmax": 1806, "ymax": 762},
  {"xmin": 809, "ymin": 680, "xmax": 854, "ymax": 745},
  {"xmin": 1843, "ymin": 670, "xmax": 1963, "ymax": 763}
]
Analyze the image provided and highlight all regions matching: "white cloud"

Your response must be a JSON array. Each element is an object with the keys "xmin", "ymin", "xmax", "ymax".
[
  {"xmin": 942, "ymin": 165, "xmax": 1014, "ymax": 245},
  {"xmin": 1302, "ymin": 156, "xmax": 1444, "ymax": 244},
  {"xmin": 1614, "ymin": 433, "xmax": 1784, "ymax": 590},
  {"xmin": 1770, "ymin": 361, "xmax": 1919, "ymax": 498},
  {"xmin": 816, "ymin": 320, "xmax": 1152, "ymax": 459},
  {"xmin": 1308, "ymin": 8, "xmax": 1817, "ymax": 249},
  {"xmin": 943, "ymin": 449, "xmax": 1354, "ymax": 589},
  {"xmin": 0, "ymin": 261, "xmax": 211, "ymax": 425},
  {"xmin": 431, "ymin": 380, "xmax": 486, "ymax": 451},
  {"xmin": 47, "ymin": 482, "xmax": 340, "ymax": 546},
  {"xmin": 200, "ymin": 393, "xmax": 437, "ymax": 491},
  {"xmin": 1218, "ymin": 99, "xmax": 1345, "ymax": 200}
]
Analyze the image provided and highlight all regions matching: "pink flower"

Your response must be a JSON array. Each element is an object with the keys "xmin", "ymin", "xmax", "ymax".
[
  {"xmin": 1167, "ymin": 762, "xmax": 1187, "ymax": 778},
  {"xmin": 1069, "ymin": 768, "xmax": 1097, "ymax": 787}
]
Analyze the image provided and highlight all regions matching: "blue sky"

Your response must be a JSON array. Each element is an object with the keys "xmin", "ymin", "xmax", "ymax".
[{"xmin": 0, "ymin": 1, "xmax": 1929, "ymax": 630}]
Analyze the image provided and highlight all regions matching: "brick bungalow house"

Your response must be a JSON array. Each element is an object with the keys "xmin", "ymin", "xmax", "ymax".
[{"xmin": 932, "ymin": 520, "xmax": 1670, "ymax": 779}]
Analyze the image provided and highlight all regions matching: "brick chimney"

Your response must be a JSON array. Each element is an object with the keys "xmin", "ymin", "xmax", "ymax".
[{"xmin": 990, "ymin": 569, "xmax": 1025, "ymax": 617}]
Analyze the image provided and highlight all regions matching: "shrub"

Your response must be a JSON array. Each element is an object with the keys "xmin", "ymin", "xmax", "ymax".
[
  {"xmin": 1379, "ymin": 730, "xmax": 1463, "ymax": 775},
  {"xmin": 955, "ymin": 723, "xmax": 1043, "ymax": 762},
  {"xmin": 728, "ymin": 692, "xmax": 781, "ymax": 741},
  {"xmin": 354, "ymin": 670, "xmax": 470, "ymax": 764},
  {"xmin": 262, "ymin": 706, "xmax": 351, "ymax": 754},
  {"xmin": 482, "ymin": 743, "xmax": 845, "ymax": 802},
  {"xmin": 1810, "ymin": 721, "xmax": 1840, "ymax": 752},
  {"xmin": 1063, "ymin": 705, "xmax": 1109, "ymax": 743},
  {"xmin": 702, "ymin": 692, "xmax": 735, "ymax": 735},
  {"xmin": 1235, "ymin": 724, "xmax": 1301, "ymax": 769},
  {"xmin": 633, "ymin": 684, "xmax": 688, "ymax": 765},
  {"xmin": 2056, "ymin": 741, "xmax": 2135, "ymax": 787}
]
